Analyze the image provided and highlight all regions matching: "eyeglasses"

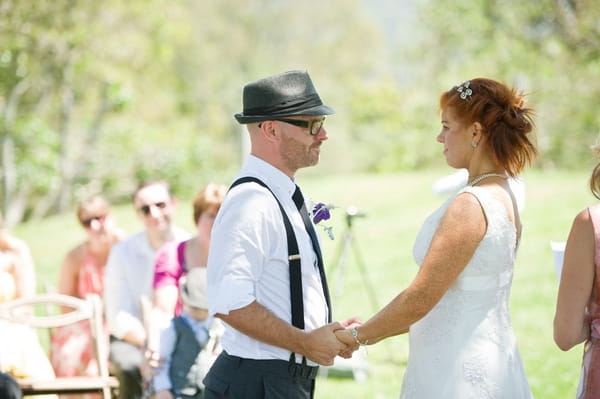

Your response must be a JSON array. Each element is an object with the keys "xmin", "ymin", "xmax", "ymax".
[
  {"xmin": 81, "ymin": 215, "xmax": 106, "ymax": 228},
  {"xmin": 138, "ymin": 201, "xmax": 167, "ymax": 216},
  {"xmin": 275, "ymin": 118, "xmax": 326, "ymax": 136}
]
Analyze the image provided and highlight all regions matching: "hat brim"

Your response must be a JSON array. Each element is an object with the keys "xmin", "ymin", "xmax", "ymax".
[{"xmin": 234, "ymin": 104, "xmax": 335, "ymax": 124}]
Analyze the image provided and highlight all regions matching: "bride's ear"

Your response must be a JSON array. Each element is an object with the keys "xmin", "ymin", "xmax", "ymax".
[{"xmin": 471, "ymin": 122, "xmax": 483, "ymax": 141}]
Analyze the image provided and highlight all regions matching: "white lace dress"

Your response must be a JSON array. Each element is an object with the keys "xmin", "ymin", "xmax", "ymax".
[{"xmin": 399, "ymin": 186, "xmax": 533, "ymax": 399}]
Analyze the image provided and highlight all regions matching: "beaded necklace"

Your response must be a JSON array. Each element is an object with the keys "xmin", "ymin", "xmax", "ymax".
[{"xmin": 467, "ymin": 173, "xmax": 507, "ymax": 186}]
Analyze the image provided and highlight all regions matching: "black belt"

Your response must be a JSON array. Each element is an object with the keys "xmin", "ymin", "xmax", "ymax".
[{"xmin": 222, "ymin": 352, "xmax": 319, "ymax": 380}]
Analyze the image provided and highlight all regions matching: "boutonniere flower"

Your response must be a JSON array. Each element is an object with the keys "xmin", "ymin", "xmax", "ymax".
[{"xmin": 310, "ymin": 201, "xmax": 336, "ymax": 240}]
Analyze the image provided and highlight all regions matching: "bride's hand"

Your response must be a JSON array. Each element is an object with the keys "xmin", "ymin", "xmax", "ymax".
[{"xmin": 335, "ymin": 328, "xmax": 359, "ymax": 356}]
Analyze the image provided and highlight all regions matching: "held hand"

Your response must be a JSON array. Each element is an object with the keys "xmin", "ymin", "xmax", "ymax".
[
  {"xmin": 334, "ymin": 317, "xmax": 362, "ymax": 358},
  {"xmin": 335, "ymin": 328, "xmax": 360, "ymax": 352},
  {"xmin": 303, "ymin": 322, "xmax": 348, "ymax": 366}
]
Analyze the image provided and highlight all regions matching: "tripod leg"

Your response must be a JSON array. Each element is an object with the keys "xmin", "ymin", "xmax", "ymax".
[
  {"xmin": 328, "ymin": 230, "xmax": 353, "ymax": 297},
  {"xmin": 350, "ymin": 238, "xmax": 380, "ymax": 312}
]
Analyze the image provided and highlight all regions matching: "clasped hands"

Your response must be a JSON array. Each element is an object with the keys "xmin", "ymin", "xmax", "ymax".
[{"xmin": 303, "ymin": 317, "xmax": 363, "ymax": 366}]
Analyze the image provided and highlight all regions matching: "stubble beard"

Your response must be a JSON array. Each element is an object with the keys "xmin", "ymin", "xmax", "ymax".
[{"xmin": 280, "ymin": 134, "xmax": 320, "ymax": 172}]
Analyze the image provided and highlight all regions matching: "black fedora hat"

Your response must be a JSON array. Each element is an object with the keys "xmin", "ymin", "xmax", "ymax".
[{"xmin": 234, "ymin": 70, "xmax": 335, "ymax": 124}]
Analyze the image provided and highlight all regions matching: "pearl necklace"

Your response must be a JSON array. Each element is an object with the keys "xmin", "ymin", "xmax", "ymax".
[{"xmin": 467, "ymin": 173, "xmax": 507, "ymax": 186}]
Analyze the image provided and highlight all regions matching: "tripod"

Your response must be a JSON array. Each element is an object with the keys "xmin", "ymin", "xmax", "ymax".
[{"xmin": 328, "ymin": 206, "xmax": 380, "ymax": 314}]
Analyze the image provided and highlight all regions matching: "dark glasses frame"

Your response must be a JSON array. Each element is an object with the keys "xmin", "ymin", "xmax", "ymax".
[
  {"xmin": 259, "ymin": 117, "xmax": 325, "ymax": 136},
  {"xmin": 275, "ymin": 118, "xmax": 325, "ymax": 136},
  {"xmin": 81, "ymin": 215, "xmax": 106, "ymax": 228},
  {"xmin": 138, "ymin": 201, "xmax": 167, "ymax": 216}
]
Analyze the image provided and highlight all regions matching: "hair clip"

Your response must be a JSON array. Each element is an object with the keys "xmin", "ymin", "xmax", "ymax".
[{"xmin": 456, "ymin": 81, "xmax": 472, "ymax": 100}]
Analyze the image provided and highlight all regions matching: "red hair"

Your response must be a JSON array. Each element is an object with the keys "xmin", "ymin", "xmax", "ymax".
[{"xmin": 440, "ymin": 78, "xmax": 538, "ymax": 177}]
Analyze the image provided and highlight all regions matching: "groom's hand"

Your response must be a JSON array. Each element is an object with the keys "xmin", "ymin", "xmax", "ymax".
[{"xmin": 302, "ymin": 322, "xmax": 348, "ymax": 366}]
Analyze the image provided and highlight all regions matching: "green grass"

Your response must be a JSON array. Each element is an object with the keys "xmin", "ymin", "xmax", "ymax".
[{"xmin": 14, "ymin": 169, "xmax": 591, "ymax": 398}]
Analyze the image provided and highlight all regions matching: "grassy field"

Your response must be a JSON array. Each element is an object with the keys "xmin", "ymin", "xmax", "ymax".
[{"xmin": 14, "ymin": 168, "xmax": 592, "ymax": 398}]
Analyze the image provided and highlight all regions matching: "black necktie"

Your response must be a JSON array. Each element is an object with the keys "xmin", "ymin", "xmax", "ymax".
[{"xmin": 292, "ymin": 185, "xmax": 332, "ymax": 322}]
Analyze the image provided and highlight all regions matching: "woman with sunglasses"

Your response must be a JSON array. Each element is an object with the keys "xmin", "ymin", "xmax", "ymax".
[{"xmin": 50, "ymin": 195, "xmax": 123, "ymax": 398}]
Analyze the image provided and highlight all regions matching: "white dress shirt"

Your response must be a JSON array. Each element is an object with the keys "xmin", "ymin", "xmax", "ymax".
[
  {"xmin": 104, "ymin": 228, "xmax": 189, "ymax": 339},
  {"xmin": 206, "ymin": 155, "xmax": 328, "ymax": 364}
]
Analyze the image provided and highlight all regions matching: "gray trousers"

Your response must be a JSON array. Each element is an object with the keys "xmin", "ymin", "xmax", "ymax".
[{"xmin": 203, "ymin": 352, "xmax": 317, "ymax": 399}]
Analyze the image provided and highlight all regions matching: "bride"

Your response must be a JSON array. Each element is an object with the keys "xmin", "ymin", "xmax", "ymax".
[{"xmin": 336, "ymin": 78, "xmax": 537, "ymax": 398}]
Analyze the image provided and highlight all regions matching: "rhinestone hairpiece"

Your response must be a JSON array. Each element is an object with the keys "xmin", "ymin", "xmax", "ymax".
[{"xmin": 456, "ymin": 80, "xmax": 472, "ymax": 100}]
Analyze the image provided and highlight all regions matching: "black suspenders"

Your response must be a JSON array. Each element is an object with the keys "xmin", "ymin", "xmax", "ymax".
[{"xmin": 229, "ymin": 177, "xmax": 305, "ymax": 329}]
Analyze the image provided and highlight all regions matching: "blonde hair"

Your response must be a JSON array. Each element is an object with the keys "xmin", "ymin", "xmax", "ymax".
[
  {"xmin": 77, "ymin": 195, "xmax": 111, "ymax": 225},
  {"xmin": 192, "ymin": 184, "xmax": 227, "ymax": 224}
]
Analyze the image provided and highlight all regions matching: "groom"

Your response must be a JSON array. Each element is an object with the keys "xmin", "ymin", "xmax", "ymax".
[{"xmin": 203, "ymin": 70, "xmax": 359, "ymax": 399}]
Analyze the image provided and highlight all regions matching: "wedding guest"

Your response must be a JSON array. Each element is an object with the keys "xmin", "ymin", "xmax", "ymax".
[
  {"xmin": 336, "ymin": 78, "xmax": 537, "ymax": 398},
  {"xmin": 203, "ymin": 70, "xmax": 358, "ymax": 399},
  {"xmin": 0, "ymin": 228, "xmax": 56, "ymax": 399},
  {"xmin": 0, "ymin": 211, "xmax": 35, "ymax": 300},
  {"xmin": 49, "ymin": 195, "xmax": 123, "ymax": 399},
  {"xmin": 104, "ymin": 180, "xmax": 189, "ymax": 399},
  {"xmin": 153, "ymin": 268, "xmax": 223, "ymax": 399},
  {"xmin": 554, "ymin": 141, "xmax": 600, "ymax": 398},
  {"xmin": 152, "ymin": 183, "xmax": 226, "ymax": 318},
  {"xmin": 143, "ymin": 183, "xmax": 226, "ymax": 392}
]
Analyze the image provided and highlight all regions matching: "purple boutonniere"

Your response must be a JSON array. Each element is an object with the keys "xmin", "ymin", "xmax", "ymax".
[{"xmin": 310, "ymin": 201, "xmax": 336, "ymax": 240}]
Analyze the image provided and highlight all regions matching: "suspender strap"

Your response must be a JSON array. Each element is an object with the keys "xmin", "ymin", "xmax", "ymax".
[{"xmin": 229, "ymin": 177, "xmax": 305, "ymax": 329}]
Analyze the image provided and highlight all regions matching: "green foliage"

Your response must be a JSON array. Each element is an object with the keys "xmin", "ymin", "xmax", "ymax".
[
  {"xmin": 2, "ymin": 0, "xmax": 600, "ymax": 224},
  {"xmin": 418, "ymin": 0, "xmax": 600, "ymax": 169}
]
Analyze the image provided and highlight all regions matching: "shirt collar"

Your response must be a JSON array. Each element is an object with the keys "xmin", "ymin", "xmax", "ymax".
[{"xmin": 243, "ymin": 155, "xmax": 297, "ymax": 198}]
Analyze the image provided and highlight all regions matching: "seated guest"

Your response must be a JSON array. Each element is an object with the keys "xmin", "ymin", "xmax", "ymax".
[
  {"xmin": 49, "ymin": 195, "xmax": 123, "ymax": 398},
  {"xmin": 104, "ymin": 180, "xmax": 189, "ymax": 399},
  {"xmin": 0, "ymin": 237, "xmax": 56, "ymax": 399},
  {"xmin": 153, "ymin": 268, "xmax": 223, "ymax": 399},
  {"xmin": 0, "ymin": 211, "xmax": 36, "ymax": 301},
  {"xmin": 152, "ymin": 183, "xmax": 226, "ymax": 318}
]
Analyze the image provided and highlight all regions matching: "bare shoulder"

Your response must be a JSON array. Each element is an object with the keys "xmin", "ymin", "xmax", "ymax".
[
  {"xmin": 570, "ymin": 208, "xmax": 594, "ymax": 242},
  {"xmin": 437, "ymin": 192, "xmax": 486, "ymax": 241},
  {"xmin": 445, "ymin": 191, "xmax": 485, "ymax": 222},
  {"xmin": 574, "ymin": 207, "xmax": 592, "ymax": 224},
  {"xmin": 63, "ymin": 242, "xmax": 86, "ymax": 267}
]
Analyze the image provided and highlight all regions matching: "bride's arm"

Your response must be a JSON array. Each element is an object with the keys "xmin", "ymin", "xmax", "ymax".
[{"xmin": 337, "ymin": 193, "xmax": 485, "ymax": 347}]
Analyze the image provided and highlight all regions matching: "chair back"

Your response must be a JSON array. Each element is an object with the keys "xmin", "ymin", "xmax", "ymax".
[{"xmin": 0, "ymin": 293, "xmax": 118, "ymax": 398}]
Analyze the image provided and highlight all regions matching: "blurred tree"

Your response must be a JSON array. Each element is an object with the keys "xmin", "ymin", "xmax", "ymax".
[
  {"xmin": 0, "ymin": 0, "xmax": 386, "ymax": 224},
  {"xmin": 415, "ymin": 0, "xmax": 600, "ymax": 169}
]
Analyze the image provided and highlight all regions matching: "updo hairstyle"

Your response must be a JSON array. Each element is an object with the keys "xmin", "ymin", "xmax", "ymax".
[{"xmin": 439, "ymin": 78, "xmax": 538, "ymax": 177}]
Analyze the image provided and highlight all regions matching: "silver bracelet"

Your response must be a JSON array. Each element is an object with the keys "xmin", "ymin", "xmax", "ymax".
[{"xmin": 351, "ymin": 327, "xmax": 368, "ymax": 346}]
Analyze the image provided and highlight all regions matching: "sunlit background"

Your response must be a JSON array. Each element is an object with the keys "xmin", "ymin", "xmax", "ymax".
[
  {"xmin": 3, "ymin": 1, "xmax": 600, "ymax": 397},
  {"xmin": 2, "ymin": 0, "xmax": 599, "ymax": 225}
]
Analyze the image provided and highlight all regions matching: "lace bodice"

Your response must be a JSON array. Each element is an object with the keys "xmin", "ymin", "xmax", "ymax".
[{"xmin": 399, "ymin": 186, "xmax": 532, "ymax": 399}]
